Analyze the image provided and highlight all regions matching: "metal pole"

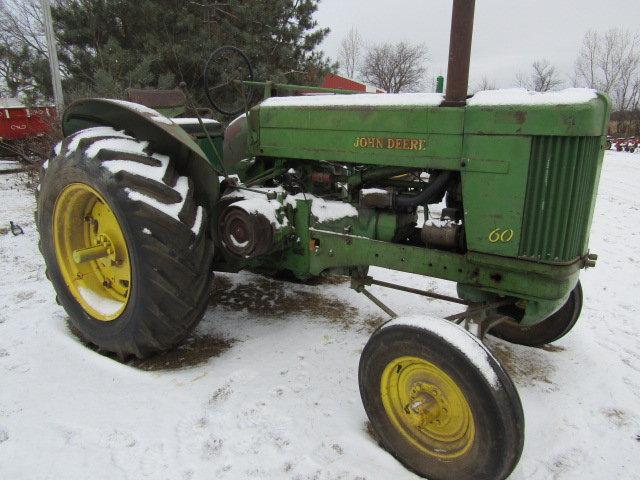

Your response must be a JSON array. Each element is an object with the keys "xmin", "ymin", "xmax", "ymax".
[
  {"xmin": 41, "ymin": 0, "xmax": 64, "ymax": 110},
  {"xmin": 443, "ymin": 0, "xmax": 476, "ymax": 106}
]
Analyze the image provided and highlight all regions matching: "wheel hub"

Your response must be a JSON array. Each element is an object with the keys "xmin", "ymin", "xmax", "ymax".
[
  {"xmin": 53, "ymin": 183, "xmax": 131, "ymax": 321},
  {"xmin": 408, "ymin": 382, "xmax": 449, "ymax": 426},
  {"xmin": 381, "ymin": 356, "xmax": 475, "ymax": 459}
]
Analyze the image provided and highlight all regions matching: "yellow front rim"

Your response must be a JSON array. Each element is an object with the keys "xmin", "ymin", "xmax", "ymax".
[
  {"xmin": 53, "ymin": 183, "xmax": 131, "ymax": 321},
  {"xmin": 381, "ymin": 356, "xmax": 475, "ymax": 460}
]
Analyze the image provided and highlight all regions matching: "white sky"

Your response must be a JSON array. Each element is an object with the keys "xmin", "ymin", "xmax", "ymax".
[{"xmin": 315, "ymin": 0, "xmax": 640, "ymax": 90}]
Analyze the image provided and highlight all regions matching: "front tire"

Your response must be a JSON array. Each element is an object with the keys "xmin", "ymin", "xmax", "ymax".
[
  {"xmin": 37, "ymin": 127, "xmax": 215, "ymax": 358},
  {"xmin": 359, "ymin": 317, "xmax": 524, "ymax": 480}
]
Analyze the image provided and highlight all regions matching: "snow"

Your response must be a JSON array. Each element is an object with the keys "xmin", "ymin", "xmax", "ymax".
[
  {"xmin": 77, "ymin": 286, "xmax": 123, "ymax": 317},
  {"xmin": 126, "ymin": 176, "xmax": 190, "ymax": 225},
  {"xmin": 261, "ymin": 92, "xmax": 444, "ymax": 108},
  {"xmin": 86, "ymin": 138, "xmax": 149, "ymax": 159},
  {"xmin": 230, "ymin": 198, "xmax": 281, "ymax": 227},
  {"xmin": 99, "ymin": 148, "xmax": 202, "ymax": 235},
  {"xmin": 106, "ymin": 99, "xmax": 174, "ymax": 125},
  {"xmin": 142, "ymin": 228, "xmax": 152, "ymax": 235},
  {"xmin": 192, "ymin": 206, "xmax": 204, "ymax": 236},
  {"xmin": 260, "ymin": 88, "xmax": 597, "ymax": 109},
  {"xmin": 67, "ymin": 126, "xmax": 132, "ymax": 153},
  {"xmin": 382, "ymin": 316, "xmax": 499, "ymax": 388},
  {"xmin": 1, "ymin": 150, "xmax": 639, "ymax": 479},
  {"xmin": 53, "ymin": 142, "xmax": 62, "ymax": 156},
  {"xmin": 0, "ymin": 97, "xmax": 24, "ymax": 108},
  {"xmin": 229, "ymin": 235, "xmax": 249, "ymax": 248},
  {"xmin": 227, "ymin": 113, "xmax": 246, "ymax": 130},
  {"xmin": 224, "ymin": 186, "xmax": 358, "ymax": 224},
  {"xmin": 360, "ymin": 188, "xmax": 388, "ymax": 195},
  {"xmin": 300, "ymin": 194, "xmax": 358, "ymax": 222},
  {"xmin": 468, "ymin": 88, "xmax": 598, "ymax": 106},
  {"xmin": 101, "ymin": 155, "xmax": 166, "ymax": 182},
  {"xmin": 0, "ymin": 160, "xmax": 22, "ymax": 173},
  {"xmin": 172, "ymin": 118, "xmax": 220, "ymax": 126},
  {"xmin": 107, "ymin": 99, "xmax": 164, "ymax": 116}
]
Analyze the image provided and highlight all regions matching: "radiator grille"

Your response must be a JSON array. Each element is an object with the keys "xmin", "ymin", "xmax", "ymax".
[{"xmin": 519, "ymin": 136, "xmax": 601, "ymax": 263}]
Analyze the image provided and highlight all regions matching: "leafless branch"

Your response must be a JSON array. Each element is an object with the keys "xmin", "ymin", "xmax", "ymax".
[
  {"xmin": 574, "ymin": 28, "xmax": 640, "ymax": 111},
  {"xmin": 359, "ymin": 41, "xmax": 429, "ymax": 93},
  {"xmin": 338, "ymin": 27, "xmax": 362, "ymax": 79},
  {"xmin": 516, "ymin": 59, "xmax": 563, "ymax": 92}
]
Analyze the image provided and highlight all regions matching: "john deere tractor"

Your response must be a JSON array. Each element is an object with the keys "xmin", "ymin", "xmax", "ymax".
[{"xmin": 36, "ymin": 1, "xmax": 609, "ymax": 479}]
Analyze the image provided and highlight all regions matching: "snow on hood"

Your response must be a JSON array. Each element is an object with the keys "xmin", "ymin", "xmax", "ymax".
[
  {"xmin": 468, "ymin": 88, "xmax": 598, "ymax": 106},
  {"xmin": 259, "ymin": 88, "xmax": 598, "ymax": 109},
  {"xmin": 260, "ymin": 92, "xmax": 445, "ymax": 108}
]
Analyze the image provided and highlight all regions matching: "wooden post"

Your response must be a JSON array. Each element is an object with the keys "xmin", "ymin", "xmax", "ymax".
[{"xmin": 41, "ymin": 0, "xmax": 64, "ymax": 110}]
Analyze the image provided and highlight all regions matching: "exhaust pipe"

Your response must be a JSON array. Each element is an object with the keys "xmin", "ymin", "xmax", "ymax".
[{"xmin": 443, "ymin": 0, "xmax": 476, "ymax": 106}]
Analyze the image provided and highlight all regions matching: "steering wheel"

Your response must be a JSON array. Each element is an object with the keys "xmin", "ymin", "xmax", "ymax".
[{"xmin": 204, "ymin": 46, "xmax": 255, "ymax": 116}]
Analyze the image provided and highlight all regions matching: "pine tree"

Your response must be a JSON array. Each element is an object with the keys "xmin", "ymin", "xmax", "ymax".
[{"xmin": 1, "ymin": 0, "xmax": 336, "ymax": 105}]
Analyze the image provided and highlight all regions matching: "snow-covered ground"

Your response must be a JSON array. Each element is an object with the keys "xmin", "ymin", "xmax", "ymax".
[{"xmin": 1, "ymin": 151, "xmax": 638, "ymax": 479}]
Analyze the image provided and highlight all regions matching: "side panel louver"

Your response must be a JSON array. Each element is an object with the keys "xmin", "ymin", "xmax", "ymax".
[{"xmin": 519, "ymin": 136, "xmax": 602, "ymax": 263}]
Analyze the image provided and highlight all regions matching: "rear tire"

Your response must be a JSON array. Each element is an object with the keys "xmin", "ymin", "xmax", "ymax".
[
  {"xmin": 37, "ymin": 127, "xmax": 215, "ymax": 358},
  {"xmin": 491, "ymin": 282, "xmax": 583, "ymax": 347},
  {"xmin": 359, "ymin": 317, "xmax": 524, "ymax": 480}
]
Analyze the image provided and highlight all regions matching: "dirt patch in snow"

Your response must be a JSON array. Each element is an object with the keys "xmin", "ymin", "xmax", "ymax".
[
  {"xmin": 209, "ymin": 275, "xmax": 361, "ymax": 328},
  {"xmin": 600, "ymin": 407, "xmax": 633, "ymax": 428},
  {"xmin": 540, "ymin": 344, "xmax": 566, "ymax": 353},
  {"xmin": 0, "ymin": 168, "xmax": 38, "ymax": 192},
  {"xmin": 485, "ymin": 340, "xmax": 557, "ymax": 387},
  {"xmin": 129, "ymin": 334, "xmax": 234, "ymax": 371},
  {"xmin": 67, "ymin": 322, "xmax": 234, "ymax": 371}
]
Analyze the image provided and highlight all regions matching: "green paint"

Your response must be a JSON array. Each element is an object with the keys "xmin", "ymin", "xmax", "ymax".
[
  {"xmin": 68, "ymin": 90, "xmax": 609, "ymax": 327},
  {"xmin": 228, "ymin": 93, "xmax": 609, "ymax": 325}
]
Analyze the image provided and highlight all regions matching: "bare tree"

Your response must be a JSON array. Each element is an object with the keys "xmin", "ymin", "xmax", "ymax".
[
  {"xmin": 574, "ymin": 28, "xmax": 640, "ymax": 111},
  {"xmin": 472, "ymin": 76, "xmax": 497, "ymax": 93},
  {"xmin": 0, "ymin": 0, "xmax": 57, "ymax": 102},
  {"xmin": 338, "ymin": 27, "xmax": 362, "ymax": 79},
  {"xmin": 516, "ymin": 59, "xmax": 563, "ymax": 92},
  {"xmin": 359, "ymin": 41, "xmax": 429, "ymax": 93}
]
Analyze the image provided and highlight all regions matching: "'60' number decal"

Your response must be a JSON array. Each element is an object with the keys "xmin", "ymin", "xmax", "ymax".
[{"xmin": 488, "ymin": 228, "xmax": 514, "ymax": 243}]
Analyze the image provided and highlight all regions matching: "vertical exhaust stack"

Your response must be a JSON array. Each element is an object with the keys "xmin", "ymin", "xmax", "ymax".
[{"xmin": 443, "ymin": 0, "xmax": 476, "ymax": 106}]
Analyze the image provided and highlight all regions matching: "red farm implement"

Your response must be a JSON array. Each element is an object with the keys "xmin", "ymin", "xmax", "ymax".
[{"xmin": 0, "ymin": 100, "xmax": 58, "ymax": 160}]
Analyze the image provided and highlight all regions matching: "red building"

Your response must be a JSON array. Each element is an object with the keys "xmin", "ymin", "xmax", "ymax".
[{"xmin": 320, "ymin": 74, "xmax": 385, "ymax": 93}]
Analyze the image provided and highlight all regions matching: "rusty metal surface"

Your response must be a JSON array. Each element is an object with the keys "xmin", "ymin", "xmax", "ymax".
[
  {"xmin": 125, "ymin": 88, "xmax": 186, "ymax": 108},
  {"xmin": 368, "ymin": 278, "xmax": 470, "ymax": 305},
  {"xmin": 219, "ymin": 206, "xmax": 274, "ymax": 258},
  {"xmin": 443, "ymin": 0, "xmax": 476, "ymax": 106}
]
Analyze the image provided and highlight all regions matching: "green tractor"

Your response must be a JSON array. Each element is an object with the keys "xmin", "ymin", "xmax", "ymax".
[{"xmin": 36, "ymin": 1, "xmax": 608, "ymax": 479}]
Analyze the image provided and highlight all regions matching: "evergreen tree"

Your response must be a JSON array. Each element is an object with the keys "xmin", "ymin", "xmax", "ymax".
[{"xmin": 0, "ymin": 0, "xmax": 336, "ymax": 105}]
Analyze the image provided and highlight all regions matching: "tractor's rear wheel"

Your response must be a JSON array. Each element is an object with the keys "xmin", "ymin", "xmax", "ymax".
[
  {"xmin": 491, "ymin": 281, "xmax": 583, "ymax": 347},
  {"xmin": 359, "ymin": 317, "xmax": 524, "ymax": 480},
  {"xmin": 37, "ymin": 127, "xmax": 214, "ymax": 358}
]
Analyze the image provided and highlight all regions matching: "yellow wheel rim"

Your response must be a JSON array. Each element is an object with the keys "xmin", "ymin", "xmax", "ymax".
[
  {"xmin": 381, "ymin": 356, "xmax": 475, "ymax": 459},
  {"xmin": 53, "ymin": 183, "xmax": 131, "ymax": 321}
]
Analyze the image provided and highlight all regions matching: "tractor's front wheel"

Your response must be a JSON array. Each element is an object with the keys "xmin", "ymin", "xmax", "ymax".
[
  {"xmin": 359, "ymin": 317, "xmax": 524, "ymax": 480},
  {"xmin": 37, "ymin": 127, "xmax": 214, "ymax": 358}
]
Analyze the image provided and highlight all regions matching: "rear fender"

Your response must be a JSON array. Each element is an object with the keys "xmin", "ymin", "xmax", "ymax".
[{"xmin": 62, "ymin": 98, "xmax": 220, "ymax": 234}]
